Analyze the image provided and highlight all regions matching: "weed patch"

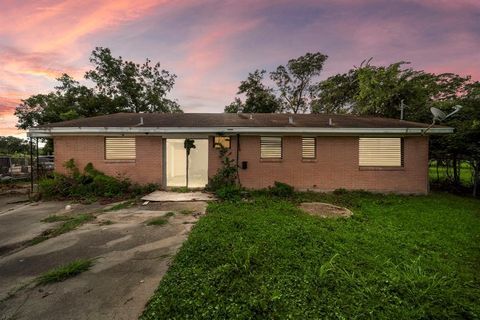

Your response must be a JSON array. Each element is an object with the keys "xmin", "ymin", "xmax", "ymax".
[
  {"xmin": 36, "ymin": 259, "xmax": 94, "ymax": 285},
  {"xmin": 147, "ymin": 217, "xmax": 168, "ymax": 226},
  {"xmin": 41, "ymin": 215, "xmax": 73, "ymax": 222},
  {"xmin": 29, "ymin": 213, "xmax": 95, "ymax": 245},
  {"xmin": 105, "ymin": 199, "xmax": 136, "ymax": 211}
]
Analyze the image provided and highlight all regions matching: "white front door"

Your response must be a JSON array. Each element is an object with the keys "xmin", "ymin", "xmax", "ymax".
[{"xmin": 166, "ymin": 139, "xmax": 208, "ymax": 188}]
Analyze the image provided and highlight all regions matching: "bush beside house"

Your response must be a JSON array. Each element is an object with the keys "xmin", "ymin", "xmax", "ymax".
[{"xmin": 39, "ymin": 159, "xmax": 157, "ymax": 201}]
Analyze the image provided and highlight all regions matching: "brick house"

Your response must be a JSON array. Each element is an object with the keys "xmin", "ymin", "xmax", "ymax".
[{"xmin": 28, "ymin": 113, "xmax": 452, "ymax": 194}]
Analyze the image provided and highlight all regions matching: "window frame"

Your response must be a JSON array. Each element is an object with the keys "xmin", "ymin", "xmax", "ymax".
[
  {"xmin": 302, "ymin": 137, "xmax": 316, "ymax": 159},
  {"xmin": 104, "ymin": 137, "xmax": 136, "ymax": 160},
  {"xmin": 260, "ymin": 136, "xmax": 283, "ymax": 160}
]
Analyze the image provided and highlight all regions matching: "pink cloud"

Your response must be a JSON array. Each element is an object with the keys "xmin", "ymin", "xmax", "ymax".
[
  {"xmin": 405, "ymin": 0, "xmax": 480, "ymax": 10},
  {"xmin": 0, "ymin": 0, "xmax": 171, "ymax": 52},
  {"xmin": 0, "ymin": 97, "xmax": 22, "ymax": 136},
  {"xmin": 0, "ymin": 0, "xmax": 478, "ymax": 120}
]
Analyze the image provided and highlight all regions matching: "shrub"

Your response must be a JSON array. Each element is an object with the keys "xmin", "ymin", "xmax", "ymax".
[
  {"xmin": 333, "ymin": 188, "xmax": 348, "ymax": 195},
  {"xmin": 132, "ymin": 183, "xmax": 158, "ymax": 196},
  {"xmin": 38, "ymin": 173, "xmax": 74, "ymax": 198},
  {"xmin": 206, "ymin": 145, "xmax": 238, "ymax": 191},
  {"xmin": 38, "ymin": 159, "xmax": 158, "ymax": 201},
  {"xmin": 268, "ymin": 181, "xmax": 294, "ymax": 197},
  {"xmin": 215, "ymin": 184, "xmax": 243, "ymax": 201}
]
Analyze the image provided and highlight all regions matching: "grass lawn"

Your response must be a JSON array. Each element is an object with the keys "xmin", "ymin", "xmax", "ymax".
[{"xmin": 141, "ymin": 192, "xmax": 480, "ymax": 319}]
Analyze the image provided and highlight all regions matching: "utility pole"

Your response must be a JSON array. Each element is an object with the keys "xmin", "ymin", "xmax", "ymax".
[{"xmin": 400, "ymin": 100, "xmax": 404, "ymax": 120}]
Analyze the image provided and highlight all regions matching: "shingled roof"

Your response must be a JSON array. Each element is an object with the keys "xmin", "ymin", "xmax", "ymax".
[
  {"xmin": 38, "ymin": 112, "xmax": 437, "ymax": 128},
  {"xmin": 29, "ymin": 113, "xmax": 452, "ymax": 137}
]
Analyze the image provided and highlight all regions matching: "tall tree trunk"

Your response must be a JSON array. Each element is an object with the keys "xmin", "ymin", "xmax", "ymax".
[{"xmin": 452, "ymin": 153, "xmax": 459, "ymax": 185}]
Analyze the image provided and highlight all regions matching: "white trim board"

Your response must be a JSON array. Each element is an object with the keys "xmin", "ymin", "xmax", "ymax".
[{"xmin": 28, "ymin": 126, "xmax": 453, "ymax": 137}]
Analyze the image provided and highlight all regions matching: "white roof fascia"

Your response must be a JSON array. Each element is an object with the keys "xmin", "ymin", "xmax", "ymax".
[{"xmin": 27, "ymin": 126, "xmax": 454, "ymax": 137}]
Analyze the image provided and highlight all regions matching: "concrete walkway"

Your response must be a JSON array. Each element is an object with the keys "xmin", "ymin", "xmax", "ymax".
[
  {"xmin": 0, "ymin": 196, "xmax": 207, "ymax": 320},
  {"xmin": 141, "ymin": 190, "xmax": 215, "ymax": 202}
]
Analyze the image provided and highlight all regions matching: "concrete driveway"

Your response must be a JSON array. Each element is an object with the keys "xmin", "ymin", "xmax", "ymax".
[{"xmin": 0, "ymin": 195, "xmax": 207, "ymax": 320}]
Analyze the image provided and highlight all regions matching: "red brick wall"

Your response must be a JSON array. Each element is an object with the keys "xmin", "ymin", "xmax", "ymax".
[
  {"xmin": 54, "ymin": 136, "xmax": 163, "ymax": 185},
  {"xmin": 208, "ymin": 135, "xmax": 429, "ymax": 194},
  {"xmin": 54, "ymin": 134, "xmax": 429, "ymax": 193}
]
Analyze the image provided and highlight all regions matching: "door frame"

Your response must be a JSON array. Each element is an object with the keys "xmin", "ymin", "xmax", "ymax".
[{"xmin": 163, "ymin": 137, "xmax": 209, "ymax": 189}]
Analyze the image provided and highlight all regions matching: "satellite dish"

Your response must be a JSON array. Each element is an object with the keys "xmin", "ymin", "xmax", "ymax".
[
  {"xmin": 424, "ymin": 105, "xmax": 463, "ymax": 135},
  {"xmin": 430, "ymin": 107, "xmax": 447, "ymax": 121}
]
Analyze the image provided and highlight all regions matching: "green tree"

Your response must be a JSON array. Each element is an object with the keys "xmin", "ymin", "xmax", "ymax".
[
  {"xmin": 0, "ymin": 136, "xmax": 30, "ymax": 155},
  {"xmin": 15, "ymin": 47, "xmax": 181, "ymax": 130},
  {"xmin": 270, "ymin": 52, "xmax": 328, "ymax": 113},
  {"xmin": 224, "ymin": 70, "xmax": 281, "ymax": 113},
  {"xmin": 314, "ymin": 60, "xmax": 470, "ymax": 122},
  {"xmin": 311, "ymin": 70, "xmax": 357, "ymax": 114},
  {"xmin": 224, "ymin": 98, "xmax": 244, "ymax": 113},
  {"xmin": 85, "ymin": 47, "xmax": 181, "ymax": 113},
  {"xmin": 430, "ymin": 82, "xmax": 480, "ymax": 196}
]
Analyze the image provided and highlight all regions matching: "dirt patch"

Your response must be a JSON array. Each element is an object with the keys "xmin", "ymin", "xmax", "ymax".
[{"xmin": 299, "ymin": 202, "xmax": 353, "ymax": 218}]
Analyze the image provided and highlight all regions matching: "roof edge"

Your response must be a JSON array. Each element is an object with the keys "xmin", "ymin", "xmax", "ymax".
[{"xmin": 27, "ymin": 126, "xmax": 454, "ymax": 137}]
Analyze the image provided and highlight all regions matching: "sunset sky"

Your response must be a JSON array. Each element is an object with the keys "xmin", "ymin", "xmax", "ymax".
[{"xmin": 1, "ymin": 0, "xmax": 479, "ymax": 137}]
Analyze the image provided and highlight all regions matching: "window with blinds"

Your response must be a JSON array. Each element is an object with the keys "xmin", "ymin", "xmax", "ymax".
[
  {"xmin": 260, "ymin": 137, "xmax": 282, "ymax": 159},
  {"xmin": 359, "ymin": 138, "xmax": 403, "ymax": 167},
  {"xmin": 105, "ymin": 137, "xmax": 136, "ymax": 160},
  {"xmin": 302, "ymin": 137, "xmax": 316, "ymax": 159}
]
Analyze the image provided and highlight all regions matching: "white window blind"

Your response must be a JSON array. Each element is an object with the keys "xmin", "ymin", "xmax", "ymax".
[
  {"xmin": 302, "ymin": 137, "xmax": 316, "ymax": 159},
  {"xmin": 359, "ymin": 138, "xmax": 402, "ymax": 167},
  {"xmin": 261, "ymin": 137, "xmax": 282, "ymax": 159},
  {"xmin": 105, "ymin": 137, "xmax": 136, "ymax": 160}
]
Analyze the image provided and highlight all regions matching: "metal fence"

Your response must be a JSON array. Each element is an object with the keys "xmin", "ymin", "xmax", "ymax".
[{"xmin": 0, "ymin": 155, "xmax": 54, "ymax": 181}]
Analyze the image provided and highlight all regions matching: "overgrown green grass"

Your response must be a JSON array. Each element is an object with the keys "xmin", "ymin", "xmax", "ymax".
[
  {"xmin": 29, "ymin": 213, "xmax": 95, "ymax": 245},
  {"xmin": 141, "ymin": 192, "xmax": 480, "ymax": 319},
  {"xmin": 146, "ymin": 217, "xmax": 168, "ymax": 226},
  {"xmin": 36, "ymin": 259, "xmax": 94, "ymax": 285}
]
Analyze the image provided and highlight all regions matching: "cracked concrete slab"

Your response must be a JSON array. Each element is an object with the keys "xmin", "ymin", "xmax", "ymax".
[{"xmin": 0, "ymin": 195, "xmax": 206, "ymax": 320}]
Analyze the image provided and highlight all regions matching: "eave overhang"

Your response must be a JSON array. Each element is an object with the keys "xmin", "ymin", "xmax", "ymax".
[{"xmin": 27, "ymin": 126, "xmax": 454, "ymax": 137}]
